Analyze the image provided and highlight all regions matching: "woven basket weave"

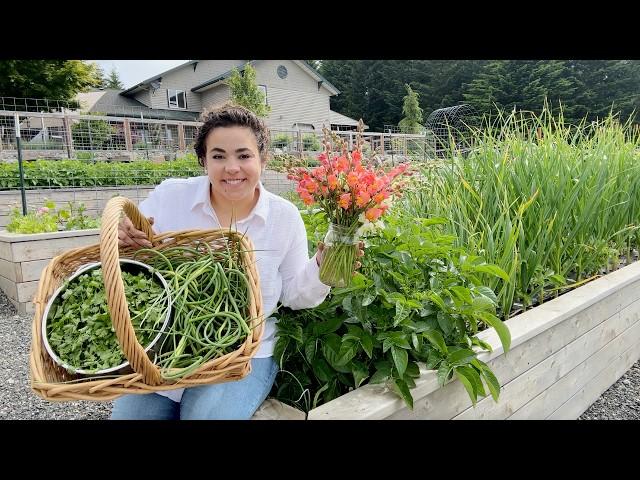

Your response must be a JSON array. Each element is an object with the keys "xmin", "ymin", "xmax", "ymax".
[{"xmin": 30, "ymin": 196, "xmax": 264, "ymax": 402}]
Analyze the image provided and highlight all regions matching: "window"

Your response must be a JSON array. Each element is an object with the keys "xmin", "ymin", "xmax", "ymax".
[
  {"xmin": 293, "ymin": 123, "xmax": 315, "ymax": 130},
  {"xmin": 258, "ymin": 85, "xmax": 268, "ymax": 105},
  {"xmin": 167, "ymin": 89, "xmax": 187, "ymax": 109}
]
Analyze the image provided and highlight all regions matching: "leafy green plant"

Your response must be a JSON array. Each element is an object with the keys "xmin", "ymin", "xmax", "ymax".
[
  {"xmin": 0, "ymin": 158, "xmax": 202, "ymax": 190},
  {"xmin": 272, "ymin": 133, "xmax": 292, "ymax": 149},
  {"xmin": 5, "ymin": 199, "xmax": 100, "ymax": 234},
  {"xmin": 6, "ymin": 200, "xmax": 58, "ymax": 233},
  {"xmin": 58, "ymin": 202, "xmax": 101, "ymax": 231},
  {"xmin": 46, "ymin": 267, "xmax": 168, "ymax": 373},
  {"xmin": 268, "ymin": 154, "xmax": 318, "ymax": 173},
  {"xmin": 407, "ymin": 106, "xmax": 640, "ymax": 318},
  {"xmin": 302, "ymin": 133, "xmax": 321, "ymax": 151},
  {"xmin": 71, "ymin": 117, "xmax": 116, "ymax": 150},
  {"xmin": 272, "ymin": 211, "xmax": 510, "ymax": 411}
]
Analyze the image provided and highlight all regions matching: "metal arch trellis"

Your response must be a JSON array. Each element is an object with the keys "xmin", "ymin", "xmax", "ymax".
[{"xmin": 424, "ymin": 104, "xmax": 479, "ymax": 158}]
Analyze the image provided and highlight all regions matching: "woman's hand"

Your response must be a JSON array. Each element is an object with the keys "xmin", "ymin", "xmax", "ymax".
[
  {"xmin": 316, "ymin": 240, "xmax": 365, "ymax": 273},
  {"xmin": 118, "ymin": 216, "xmax": 155, "ymax": 249}
]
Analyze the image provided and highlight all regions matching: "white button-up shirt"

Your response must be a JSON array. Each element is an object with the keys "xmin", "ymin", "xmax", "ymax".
[{"xmin": 137, "ymin": 176, "xmax": 330, "ymax": 402}]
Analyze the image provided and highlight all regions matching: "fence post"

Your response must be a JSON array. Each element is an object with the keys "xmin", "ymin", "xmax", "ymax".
[
  {"xmin": 14, "ymin": 114, "xmax": 27, "ymax": 215},
  {"xmin": 178, "ymin": 123, "xmax": 186, "ymax": 151},
  {"xmin": 380, "ymin": 133, "xmax": 385, "ymax": 155},
  {"xmin": 62, "ymin": 109, "xmax": 74, "ymax": 159},
  {"xmin": 123, "ymin": 118, "xmax": 132, "ymax": 151},
  {"xmin": 141, "ymin": 112, "xmax": 149, "ymax": 160}
]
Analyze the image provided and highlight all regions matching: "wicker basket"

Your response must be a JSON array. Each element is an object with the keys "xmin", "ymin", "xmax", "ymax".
[{"xmin": 30, "ymin": 196, "xmax": 264, "ymax": 402}]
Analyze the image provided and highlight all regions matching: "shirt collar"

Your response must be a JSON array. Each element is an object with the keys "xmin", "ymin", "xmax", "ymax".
[{"xmin": 190, "ymin": 176, "xmax": 269, "ymax": 224}]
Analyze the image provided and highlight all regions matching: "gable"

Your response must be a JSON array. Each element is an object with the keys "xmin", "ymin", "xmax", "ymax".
[{"xmin": 253, "ymin": 60, "xmax": 337, "ymax": 96}]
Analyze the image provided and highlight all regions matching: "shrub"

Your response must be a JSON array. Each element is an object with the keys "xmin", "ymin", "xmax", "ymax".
[
  {"xmin": 272, "ymin": 133, "xmax": 292, "ymax": 149},
  {"xmin": 272, "ymin": 211, "xmax": 510, "ymax": 412},
  {"xmin": 302, "ymin": 133, "xmax": 321, "ymax": 151},
  {"xmin": 6, "ymin": 199, "xmax": 101, "ymax": 234}
]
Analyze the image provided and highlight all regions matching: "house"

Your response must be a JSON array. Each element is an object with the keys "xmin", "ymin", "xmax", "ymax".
[{"xmin": 76, "ymin": 60, "xmax": 364, "ymax": 133}]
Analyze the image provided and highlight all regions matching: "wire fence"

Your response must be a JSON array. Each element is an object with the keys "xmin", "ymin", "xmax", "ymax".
[{"xmin": 0, "ymin": 101, "xmax": 451, "ymax": 226}]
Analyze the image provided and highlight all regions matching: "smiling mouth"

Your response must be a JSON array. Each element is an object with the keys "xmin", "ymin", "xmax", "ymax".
[{"xmin": 223, "ymin": 179, "xmax": 246, "ymax": 185}]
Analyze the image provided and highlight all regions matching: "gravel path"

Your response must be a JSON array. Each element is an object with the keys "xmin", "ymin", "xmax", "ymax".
[
  {"xmin": 578, "ymin": 361, "xmax": 640, "ymax": 420},
  {"xmin": 0, "ymin": 290, "xmax": 112, "ymax": 420},
  {"xmin": 1, "ymin": 288, "xmax": 638, "ymax": 420}
]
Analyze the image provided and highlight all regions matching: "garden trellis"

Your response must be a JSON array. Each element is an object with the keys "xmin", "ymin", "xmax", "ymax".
[{"xmin": 424, "ymin": 104, "xmax": 479, "ymax": 158}]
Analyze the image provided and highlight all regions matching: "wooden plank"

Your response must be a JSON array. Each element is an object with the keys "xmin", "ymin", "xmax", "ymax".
[
  {"xmin": 453, "ymin": 301, "xmax": 640, "ymax": 419},
  {"xmin": 547, "ymin": 339, "xmax": 640, "ymax": 419},
  {"xmin": 251, "ymin": 399, "xmax": 305, "ymax": 420},
  {"xmin": 11, "ymin": 235, "xmax": 99, "ymax": 262},
  {"xmin": 16, "ymin": 280, "xmax": 39, "ymax": 303},
  {"xmin": 0, "ymin": 257, "xmax": 19, "ymax": 282},
  {"xmin": 0, "ymin": 229, "xmax": 99, "ymax": 242},
  {"xmin": 310, "ymin": 262, "xmax": 640, "ymax": 419},
  {"xmin": 67, "ymin": 190, "xmax": 99, "ymax": 201},
  {"xmin": 19, "ymin": 258, "xmax": 51, "ymax": 282},
  {"xmin": 387, "ymin": 287, "xmax": 632, "ymax": 420},
  {"xmin": 0, "ymin": 274, "xmax": 18, "ymax": 301},
  {"xmin": 510, "ymin": 313, "xmax": 640, "ymax": 419},
  {"xmin": 0, "ymin": 240, "xmax": 13, "ymax": 261},
  {"xmin": 24, "ymin": 301, "xmax": 35, "ymax": 314}
]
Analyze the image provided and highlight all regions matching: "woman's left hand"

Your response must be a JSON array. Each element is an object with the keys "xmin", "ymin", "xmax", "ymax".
[{"xmin": 316, "ymin": 240, "xmax": 365, "ymax": 272}]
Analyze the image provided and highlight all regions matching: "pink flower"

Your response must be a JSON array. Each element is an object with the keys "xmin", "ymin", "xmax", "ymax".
[
  {"xmin": 334, "ymin": 156, "xmax": 349, "ymax": 173},
  {"xmin": 365, "ymin": 208, "xmax": 383, "ymax": 222},
  {"xmin": 327, "ymin": 174, "xmax": 338, "ymax": 191},
  {"xmin": 355, "ymin": 190, "xmax": 371, "ymax": 208},
  {"xmin": 300, "ymin": 191, "xmax": 315, "ymax": 205},
  {"xmin": 338, "ymin": 193, "xmax": 351, "ymax": 210},
  {"xmin": 346, "ymin": 172, "xmax": 359, "ymax": 188}
]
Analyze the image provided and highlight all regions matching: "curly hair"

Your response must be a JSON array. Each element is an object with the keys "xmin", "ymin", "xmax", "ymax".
[{"xmin": 194, "ymin": 103, "xmax": 270, "ymax": 167}]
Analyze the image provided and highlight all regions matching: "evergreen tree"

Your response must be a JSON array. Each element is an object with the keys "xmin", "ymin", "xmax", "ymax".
[
  {"xmin": 94, "ymin": 64, "xmax": 107, "ymax": 89},
  {"xmin": 398, "ymin": 84, "xmax": 424, "ymax": 133},
  {"xmin": 319, "ymin": 59, "xmax": 639, "ymax": 131},
  {"xmin": 227, "ymin": 64, "xmax": 271, "ymax": 117},
  {"xmin": 463, "ymin": 61, "xmax": 512, "ymax": 113},
  {"xmin": 105, "ymin": 68, "xmax": 124, "ymax": 89},
  {"xmin": 569, "ymin": 60, "xmax": 640, "ymax": 123}
]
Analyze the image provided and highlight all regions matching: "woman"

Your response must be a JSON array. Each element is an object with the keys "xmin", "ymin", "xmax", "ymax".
[{"xmin": 111, "ymin": 104, "xmax": 362, "ymax": 419}]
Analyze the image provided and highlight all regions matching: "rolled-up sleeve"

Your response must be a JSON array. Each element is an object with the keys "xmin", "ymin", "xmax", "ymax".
[{"xmin": 279, "ymin": 211, "xmax": 330, "ymax": 310}]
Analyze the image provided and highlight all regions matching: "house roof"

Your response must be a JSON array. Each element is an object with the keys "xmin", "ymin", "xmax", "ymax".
[
  {"xmin": 120, "ymin": 61, "xmax": 198, "ymax": 96},
  {"xmin": 191, "ymin": 61, "xmax": 258, "ymax": 92},
  {"xmin": 191, "ymin": 60, "xmax": 340, "ymax": 95},
  {"xmin": 77, "ymin": 89, "xmax": 200, "ymax": 121},
  {"xmin": 329, "ymin": 109, "xmax": 366, "ymax": 128},
  {"xmin": 119, "ymin": 60, "xmax": 340, "ymax": 97}
]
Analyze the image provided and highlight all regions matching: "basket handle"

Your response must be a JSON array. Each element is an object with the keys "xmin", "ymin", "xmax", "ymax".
[{"xmin": 99, "ymin": 196, "xmax": 162, "ymax": 385}]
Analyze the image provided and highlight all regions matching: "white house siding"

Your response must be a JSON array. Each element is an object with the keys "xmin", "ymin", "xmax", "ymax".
[
  {"xmin": 254, "ymin": 60, "xmax": 333, "ymax": 131},
  {"xmin": 201, "ymin": 85, "xmax": 231, "ymax": 111},
  {"xmin": 132, "ymin": 89, "xmax": 151, "ymax": 107},
  {"xmin": 151, "ymin": 60, "xmax": 246, "ymax": 112},
  {"xmin": 266, "ymin": 88, "xmax": 331, "ymax": 131},
  {"xmin": 255, "ymin": 60, "xmax": 333, "ymax": 95}
]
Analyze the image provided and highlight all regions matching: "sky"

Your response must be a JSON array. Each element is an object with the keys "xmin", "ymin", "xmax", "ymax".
[{"xmin": 91, "ymin": 60, "xmax": 189, "ymax": 89}]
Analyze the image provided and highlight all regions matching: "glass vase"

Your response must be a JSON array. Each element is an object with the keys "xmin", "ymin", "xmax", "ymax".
[{"xmin": 319, "ymin": 223, "xmax": 359, "ymax": 288}]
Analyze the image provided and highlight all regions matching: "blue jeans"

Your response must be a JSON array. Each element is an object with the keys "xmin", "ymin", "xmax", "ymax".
[{"xmin": 110, "ymin": 357, "xmax": 279, "ymax": 420}]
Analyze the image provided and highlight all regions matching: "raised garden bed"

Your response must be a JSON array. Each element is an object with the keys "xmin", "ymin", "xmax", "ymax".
[
  {"xmin": 306, "ymin": 260, "xmax": 640, "ymax": 419},
  {"xmin": 0, "ymin": 229, "xmax": 100, "ymax": 314}
]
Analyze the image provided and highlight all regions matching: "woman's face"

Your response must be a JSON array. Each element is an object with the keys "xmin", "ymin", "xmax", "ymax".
[{"xmin": 203, "ymin": 126, "xmax": 265, "ymax": 206}]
